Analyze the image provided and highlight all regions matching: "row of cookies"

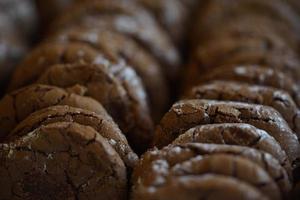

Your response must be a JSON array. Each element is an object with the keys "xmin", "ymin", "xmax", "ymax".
[
  {"xmin": 132, "ymin": 0, "xmax": 300, "ymax": 199},
  {"xmin": 0, "ymin": 0, "xmax": 37, "ymax": 94},
  {"xmin": 0, "ymin": 0, "xmax": 186, "ymax": 199}
]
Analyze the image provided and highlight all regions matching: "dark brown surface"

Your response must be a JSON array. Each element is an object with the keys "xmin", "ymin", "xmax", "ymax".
[
  {"xmin": 0, "ymin": 122, "xmax": 127, "ymax": 200},
  {"xmin": 132, "ymin": 175, "xmax": 268, "ymax": 200},
  {"xmin": 183, "ymin": 65, "xmax": 300, "ymax": 107},
  {"xmin": 184, "ymin": 81, "xmax": 300, "ymax": 137},
  {"xmin": 0, "ymin": 84, "xmax": 108, "ymax": 140},
  {"xmin": 8, "ymin": 42, "xmax": 104, "ymax": 91},
  {"xmin": 47, "ymin": 26, "xmax": 169, "ymax": 120},
  {"xmin": 154, "ymin": 100, "xmax": 300, "ymax": 172},
  {"xmin": 37, "ymin": 63, "xmax": 153, "ymax": 153},
  {"xmin": 7, "ymin": 105, "xmax": 138, "ymax": 169},
  {"xmin": 132, "ymin": 143, "xmax": 286, "ymax": 200},
  {"xmin": 49, "ymin": 0, "xmax": 180, "ymax": 82}
]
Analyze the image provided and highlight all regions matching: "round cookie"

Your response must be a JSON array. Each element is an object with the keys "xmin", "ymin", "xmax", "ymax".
[
  {"xmin": 47, "ymin": 26, "xmax": 169, "ymax": 120},
  {"xmin": 169, "ymin": 154, "xmax": 280, "ymax": 199},
  {"xmin": 37, "ymin": 63, "xmax": 153, "ymax": 153},
  {"xmin": 198, "ymin": 0, "xmax": 300, "ymax": 36},
  {"xmin": 195, "ymin": 15, "xmax": 300, "ymax": 50},
  {"xmin": 132, "ymin": 175, "xmax": 268, "ymax": 200},
  {"xmin": 0, "ymin": 84, "xmax": 109, "ymax": 140},
  {"xmin": 8, "ymin": 42, "xmax": 105, "ymax": 91},
  {"xmin": 173, "ymin": 123, "xmax": 288, "ymax": 172},
  {"xmin": 189, "ymin": 36, "xmax": 300, "ymax": 83},
  {"xmin": 184, "ymin": 81, "xmax": 300, "ymax": 136},
  {"xmin": 136, "ymin": 0, "xmax": 189, "ymax": 43},
  {"xmin": 133, "ymin": 144, "xmax": 289, "ymax": 199},
  {"xmin": 0, "ymin": 122, "xmax": 127, "ymax": 200},
  {"xmin": 183, "ymin": 65, "xmax": 300, "ymax": 107},
  {"xmin": 49, "ymin": 0, "xmax": 180, "ymax": 82},
  {"xmin": 7, "ymin": 105, "xmax": 138, "ymax": 169},
  {"xmin": 154, "ymin": 100, "xmax": 300, "ymax": 172}
]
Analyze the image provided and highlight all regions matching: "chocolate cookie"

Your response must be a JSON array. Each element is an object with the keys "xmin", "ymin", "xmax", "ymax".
[
  {"xmin": 0, "ymin": 84, "xmax": 109, "ymax": 140},
  {"xmin": 199, "ymin": 0, "xmax": 300, "ymax": 36},
  {"xmin": 7, "ymin": 105, "xmax": 138, "ymax": 169},
  {"xmin": 8, "ymin": 42, "xmax": 104, "ymax": 91},
  {"xmin": 154, "ymin": 100, "xmax": 300, "ymax": 171},
  {"xmin": 183, "ymin": 65, "xmax": 300, "ymax": 107},
  {"xmin": 173, "ymin": 123, "xmax": 288, "ymax": 171},
  {"xmin": 0, "ymin": 122, "xmax": 127, "ymax": 200},
  {"xmin": 133, "ymin": 144, "xmax": 288, "ymax": 199},
  {"xmin": 132, "ymin": 175, "xmax": 267, "ymax": 200},
  {"xmin": 195, "ymin": 15, "xmax": 299, "ymax": 51},
  {"xmin": 137, "ymin": 0, "xmax": 188, "ymax": 43},
  {"xmin": 170, "ymin": 154, "xmax": 280, "ymax": 199},
  {"xmin": 47, "ymin": 26, "xmax": 169, "ymax": 120},
  {"xmin": 37, "ymin": 63, "xmax": 153, "ymax": 152},
  {"xmin": 189, "ymin": 35, "xmax": 300, "ymax": 83},
  {"xmin": 184, "ymin": 81, "xmax": 300, "ymax": 136},
  {"xmin": 50, "ymin": 0, "xmax": 180, "ymax": 82}
]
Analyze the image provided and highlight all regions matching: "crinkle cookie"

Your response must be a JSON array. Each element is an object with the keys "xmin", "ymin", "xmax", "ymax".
[
  {"xmin": 172, "ymin": 123, "xmax": 289, "ymax": 177},
  {"xmin": 132, "ymin": 143, "xmax": 284, "ymax": 199},
  {"xmin": 7, "ymin": 105, "xmax": 138, "ymax": 169},
  {"xmin": 183, "ymin": 65, "xmax": 300, "ymax": 107},
  {"xmin": 154, "ymin": 100, "xmax": 300, "ymax": 172},
  {"xmin": 0, "ymin": 122, "xmax": 127, "ymax": 200},
  {"xmin": 50, "ymin": 0, "xmax": 180, "ymax": 82},
  {"xmin": 8, "ymin": 42, "xmax": 104, "ymax": 91},
  {"xmin": 47, "ymin": 26, "xmax": 169, "ymax": 120},
  {"xmin": 184, "ymin": 81, "xmax": 300, "ymax": 136},
  {"xmin": 37, "ymin": 63, "xmax": 153, "ymax": 153},
  {"xmin": 132, "ymin": 175, "xmax": 268, "ymax": 200},
  {"xmin": 0, "ymin": 84, "xmax": 108, "ymax": 140}
]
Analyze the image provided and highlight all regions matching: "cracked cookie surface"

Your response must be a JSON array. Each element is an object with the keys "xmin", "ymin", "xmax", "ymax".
[
  {"xmin": 184, "ymin": 81, "xmax": 300, "ymax": 136},
  {"xmin": 0, "ymin": 84, "xmax": 108, "ymax": 140},
  {"xmin": 37, "ymin": 63, "xmax": 153, "ymax": 153},
  {"xmin": 154, "ymin": 100, "xmax": 300, "ymax": 172},
  {"xmin": 0, "ymin": 122, "xmax": 127, "ymax": 200},
  {"xmin": 7, "ymin": 105, "xmax": 138, "ymax": 169}
]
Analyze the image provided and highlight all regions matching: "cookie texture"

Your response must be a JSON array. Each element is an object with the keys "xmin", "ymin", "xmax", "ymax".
[
  {"xmin": 37, "ymin": 63, "xmax": 153, "ymax": 152},
  {"xmin": 7, "ymin": 105, "xmax": 138, "ymax": 169},
  {"xmin": 0, "ymin": 122, "xmax": 127, "ymax": 200},
  {"xmin": 46, "ymin": 27, "xmax": 169, "ymax": 120},
  {"xmin": 184, "ymin": 81, "xmax": 300, "ymax": 136},
  {"xmin": 0, "ymin": 84, "xmax": 108, "ymax": 140},
  {"xmin": 132, "ymin": 143, "xmax": 283, "ymax": 200},
  {"xmin": 154, "ymin": 100, "xmax": 300, "ymax": 171}
]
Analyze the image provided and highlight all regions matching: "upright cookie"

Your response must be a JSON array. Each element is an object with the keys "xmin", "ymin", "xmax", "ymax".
[
  {"xmin": 37, "ymin": 63, "xmax": 153, "ymax": 152},
  {"xmin": 47, "ymin": 27, "xmax": 169, "ymax": 120},
  {"xmin": 132, "ymin": 144, "xmax": 286, "ymax": 199},
  {"xmin": 0, "ymin": 84, "xmax": 108, "ymax": 140},
  {"xmin": 8, "ymin": 42, "xmax": 104, "ymax": 91},
  {"xmin": 184, "ymin": 81, "xmax": 300, "ymax": 136},
  {"xmin": 183, "ymin": 65, "xmax": 300, "ymax": 107},
  {"xmin": 7, "ymin": 105, "xmax": 138, "ymax": 169},
  {"xmin": 132, "ymin": 175, "xmax": 267, "ymax": 200},
  {"xmin": 0, "ymin": 122, "xmax": 127, "ymax": 200},
  {"xmin": 154, "ymin": 100, "xmax": 300, "ymax": 172},
  {"xmin": 173, "ymin": 123, "xmax": 288, "ymax": 172},
  {"xmin": 50, "ymin": 0, "xmax": 180, "ymax": 82}
]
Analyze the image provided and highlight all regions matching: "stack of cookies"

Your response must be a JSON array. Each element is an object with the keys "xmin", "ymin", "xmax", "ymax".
[
  {"xmin": 0, "ymin": 0, "xmax": 191, "ymax": 199},
  {"xmin": 132, "ymin": 0, "xmax": 300, "ymax": 199},
  {"xmin": 0, "ymin": 0, "xmax": 37, "ymax": 94},
  {"xmin": 1, "ymin": 0, "xmax": 300, "ymax": 199}
]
